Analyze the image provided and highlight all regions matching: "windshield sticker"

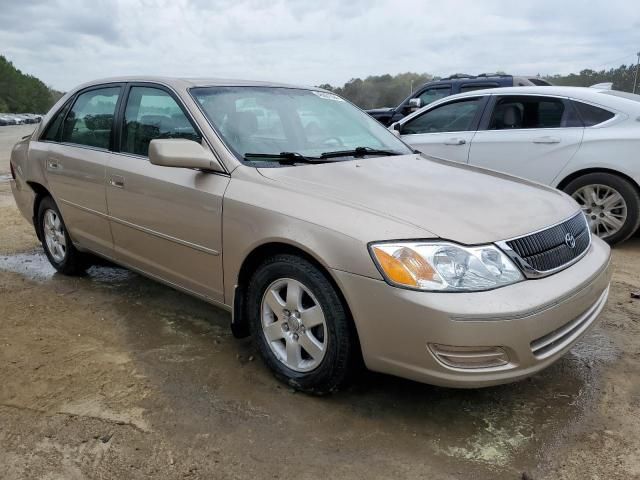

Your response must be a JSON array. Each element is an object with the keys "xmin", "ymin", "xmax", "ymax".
[{"xmin": 312, "ymin": 91, "xmax": 345, "ymax": 101}]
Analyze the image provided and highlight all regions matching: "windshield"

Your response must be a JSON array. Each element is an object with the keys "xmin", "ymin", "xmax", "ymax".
[{"xmin": 190, "ymin": 86, "xmax": 412, "ymax": 163}]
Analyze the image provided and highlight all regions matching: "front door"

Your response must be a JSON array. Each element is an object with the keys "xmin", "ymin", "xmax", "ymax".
[
  {"xmin": 106, "ymin": 85, "xmax": 229, "ymax": 302},
  {"xmin": 399, "ymin": 96, "xmax": 487, "ymax": 164}
]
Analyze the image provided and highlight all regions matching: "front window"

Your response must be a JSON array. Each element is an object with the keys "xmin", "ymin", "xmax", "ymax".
[
  {"xmin": 401, "ymin": 97, "xmax": 483, "ymax": 134},
  {"xmin": 122, "ymin": 86, "xmax": 201, "ymax": 157},
  {"xmin": 190, "ymin": 87, "xmax": 412, "ymax": 163}
]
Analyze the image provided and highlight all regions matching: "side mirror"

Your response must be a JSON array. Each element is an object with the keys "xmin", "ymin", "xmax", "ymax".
[
  {"xmin": 408, "ymin": 98, "xmax": 422, "ymax": 111},
  {"xmin": 390, "ymin": 122, "xmax": 402, "ymax": 136},
  {"xmin": 149, "ymin": 139, "xmax": 224, "ymax": 172}
]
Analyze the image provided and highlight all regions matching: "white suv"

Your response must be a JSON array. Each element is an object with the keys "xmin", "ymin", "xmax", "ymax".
[{"xmin": 393, "ymin": 86, "xmax": 640, "ymax": 244}]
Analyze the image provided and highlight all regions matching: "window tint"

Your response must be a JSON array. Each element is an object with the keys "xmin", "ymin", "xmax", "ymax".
[
  {"xmin": 402, "ymin": 98, "xmax": 483, "ymax": 134},
  {"xmin": 489, "ymin": 96, "xmax": 565, "ymax": 130},
  {"xmin": 563, "ymin": 102, "xmax": 584, "ymax": 127},
  {"xmin": 122, "ymin": 87, "xmax": 201, "ymax": 156},
  {"xmin": 61, "ymin": 87, "xmax": 120, "ymax": 149},
  {"xmin": 42, "ymin": 103, "xmax": 70, "ymax": 141},
  {"xmin": 459, "ymin": 83, "xmax": 497, "ymax": 93},
  {"xmin": 572, "ymin": 101, "xmax": 615, "ymax": 126},
  {"xmin": 417, "ymin": 87, "xmax": 451, "ymax": 106}
]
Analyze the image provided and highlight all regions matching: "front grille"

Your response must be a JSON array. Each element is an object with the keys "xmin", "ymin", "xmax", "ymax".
[{"xmin": 503, "ymin": 213, "xmax": 590, "ymax": 277}]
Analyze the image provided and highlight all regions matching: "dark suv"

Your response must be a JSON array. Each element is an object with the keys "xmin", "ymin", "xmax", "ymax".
[{"xmin": 366, "ymin": 74, "xmax": 535, "ymax": 126}]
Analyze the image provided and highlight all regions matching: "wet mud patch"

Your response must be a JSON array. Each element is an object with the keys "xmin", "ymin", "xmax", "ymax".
[{"xmin": 0, "ymin": 241, "xmax": 637, "ymax": 478}]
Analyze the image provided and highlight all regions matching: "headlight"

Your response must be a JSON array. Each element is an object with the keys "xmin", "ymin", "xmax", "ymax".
[{"xmin": 369, "ymin": 241, "xmax": 523, "ymax": 292}]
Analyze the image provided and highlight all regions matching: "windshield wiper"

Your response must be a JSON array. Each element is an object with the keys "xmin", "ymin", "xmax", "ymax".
[
  {"xmin": 243, "ymin": 152, "xmax": 330, "ymax": 165},
  {"xmin": 319, "ymin": 146, "xmax": 404, "ymax": 159}
]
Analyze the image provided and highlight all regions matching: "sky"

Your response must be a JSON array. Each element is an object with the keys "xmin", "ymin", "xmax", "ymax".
[{"xmin": 1, "ymin": 0, "xmax": 639, "ymax": 92}]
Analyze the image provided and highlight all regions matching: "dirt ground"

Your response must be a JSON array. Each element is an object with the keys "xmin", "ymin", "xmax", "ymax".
[{"xmin": 0, "ymin": 124, "xmax": 639, "ymax": 479}]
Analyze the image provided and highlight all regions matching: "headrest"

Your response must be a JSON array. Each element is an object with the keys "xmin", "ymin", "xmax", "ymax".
[{"xmin": 502, "ymin": 105, "xmax": 522, "ymax": 128}]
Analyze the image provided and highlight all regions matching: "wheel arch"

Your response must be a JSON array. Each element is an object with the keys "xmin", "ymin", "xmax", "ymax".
[
  {"xmin": 556, "ymin": 167, "xmax": 640, "ymax": 194},
  {"xmin": 26, "ymin": 181, "xmax": 52, "ymax": 241},
  {"xmin": 231, "ymin": 241, "xmax": 361, "ymax": 356}
]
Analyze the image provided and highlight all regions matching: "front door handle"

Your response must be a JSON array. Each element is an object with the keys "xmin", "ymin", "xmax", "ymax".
[
  {"xmin": 443, "ymin": 138, "xmax": 466, "ymax": 146},
  {"xmin": 109, "ymin": 175, "xmax": 125, "ymax": 188},
  {"xmin": 532, "ymin": 136, "xmax": 561, "ymax": 144}
]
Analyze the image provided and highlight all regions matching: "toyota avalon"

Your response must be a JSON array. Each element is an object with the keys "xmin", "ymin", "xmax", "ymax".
[{"xmin": 9, "ymin": 77, "xmax": 611, "ymax": 394}]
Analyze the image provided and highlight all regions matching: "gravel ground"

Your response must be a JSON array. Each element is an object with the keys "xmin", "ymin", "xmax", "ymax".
[{"xmin": 0, "ymin": 124, "xmax": 639, "ymax": 479}]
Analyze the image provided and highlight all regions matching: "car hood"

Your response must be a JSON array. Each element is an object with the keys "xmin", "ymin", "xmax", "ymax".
[{"xmin": 257, "ymin": 154, "xmax": 579, "ymax": 244}]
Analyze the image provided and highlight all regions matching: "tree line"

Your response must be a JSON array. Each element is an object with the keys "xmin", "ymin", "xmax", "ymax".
[
  {"xmin": 320, "ymin": 64, "xmax": 640, "ymax": 109},
  {"xmin": 0, "ymin": 55, "xmax": 63, "ymax": 114},
  {"xmin": 1, "ymin": 52, "xmax": 638, "ymax": 114}
]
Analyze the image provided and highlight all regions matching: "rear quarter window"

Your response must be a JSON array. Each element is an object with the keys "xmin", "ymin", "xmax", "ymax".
[{"xmin": 572, "ymin": 101, "xmax": 615, "ymax": 126}]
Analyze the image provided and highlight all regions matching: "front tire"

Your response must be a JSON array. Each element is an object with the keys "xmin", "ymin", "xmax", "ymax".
[
  {"xmin": 564, "ymin": 173, "xmax": 640, "ymax": 245},
  {"xmin": 247, "ymin": 254, "xmax": 356, "ymax": 395},
  {"xmin": 37, "ymin": 196, "xmax": 87, "ymax": 275}
]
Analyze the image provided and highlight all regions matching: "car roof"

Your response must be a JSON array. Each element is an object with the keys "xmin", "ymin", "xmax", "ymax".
[
  {"xmin": 425, "ymin": 86, "xmax": 640, "ymax": 110},
  {"xmin": 70, "ymin": 76, "xmax": 319, "ymax": 92}
]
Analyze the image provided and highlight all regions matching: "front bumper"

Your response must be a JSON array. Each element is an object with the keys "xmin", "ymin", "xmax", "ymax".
[{"xmin": 334, "ymin": 236, "xmax": 612, "ymax": 388}]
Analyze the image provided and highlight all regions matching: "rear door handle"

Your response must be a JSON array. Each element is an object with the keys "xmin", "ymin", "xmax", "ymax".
[
  {"xmin": 532, "ymin": 136, "xmax": 561, "ymax": 144},
  {"xmin": 443, "ymin": 138, "xmax": 466, "ymax": 146},
  {"xmin": 47, "ymin": 159, "xmax": 62, "ymax": 170},
  {"xmin": 109, "ymin": 175, "xmax": 125, "ymax": 188}
]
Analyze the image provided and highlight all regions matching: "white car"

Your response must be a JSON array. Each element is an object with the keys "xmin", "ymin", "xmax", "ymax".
[{"xmin": 392, "ymin": 86, "xmax": 640, "ymax": 244}]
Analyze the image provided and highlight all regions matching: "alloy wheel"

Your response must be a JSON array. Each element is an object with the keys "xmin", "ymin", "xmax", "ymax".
[
  {"xmin": 260, "ymin": 278, "xmax": 328, "ymax": 372},
  {"xmin": 43, "ymin": 209, "xmax": 67, "ymax": 263},
  {"xmin": 572, "ymin": 184, "xmax": 628, "ymax": 239}
]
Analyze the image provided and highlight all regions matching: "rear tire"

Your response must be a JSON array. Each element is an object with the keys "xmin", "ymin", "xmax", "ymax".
[
  {"xmin": 247, "ymin": 254, "xmax": 356, "ymax": 395},
  {"xmin": 37, "ymin": 196, "xmax": 87, "ymax": 275},
  {"xmin": 563, "ymin": 173, "xmax": 640, "ymax": 245}
]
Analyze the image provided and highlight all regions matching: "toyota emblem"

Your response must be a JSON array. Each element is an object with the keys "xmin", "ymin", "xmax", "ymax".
[{"xmin": 565, "ymin": 233, "xmax": 576, "ymax": 249}]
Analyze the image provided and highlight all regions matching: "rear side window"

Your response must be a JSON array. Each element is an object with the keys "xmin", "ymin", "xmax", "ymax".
[
  {"xmin": 61, "ymin": 87, "xmax": 121, "ymax": 149},
  {"xmin": 122, "ymin": 86, "xmax": 201, "ymax": 156},
  {"xmin": 572, "ymin": 101, "xmax": 615, "ymax": 126},
  {"xmin": 459, "ymin": 83, "xmax": 498, "ymax": 93},
  {"xmin": 402, "ymin": 97, "xmax": 483, "ymax": 134},
  {"xmin": 489, "ymin": 96, "xmax": 565, "ymax": 130}
]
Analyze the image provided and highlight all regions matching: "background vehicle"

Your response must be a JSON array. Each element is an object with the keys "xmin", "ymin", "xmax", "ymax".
[
  {"xmin": 367, "ymin": 74, "xmax": 535, "ymax": 126},
  {"xmin": 392, "ymin": 86, "xmax": 640, "ymax": 244},
  {"xmin": 528, "ymin": 77, "xmax": 554, "ymax": 86},
  {"xmin": 0, "ymin": 114, "xmax": 20, "ymax": 125},
  {"xmin": 13, "ymin": 114, "xmax": 38, "ymax": 124}
]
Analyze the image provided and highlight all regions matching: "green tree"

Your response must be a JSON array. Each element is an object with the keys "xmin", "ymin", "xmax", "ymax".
[
  {"xmin": 319, "ymin": 72, "xmax": 434, "ymax": 109},
  {"xmin": 0, "ymin": 55, "xmax": 59, "ymax": 113},
  {"xmin": 545, "ymin": 65, "xmax": 638, "ymax": 91}
]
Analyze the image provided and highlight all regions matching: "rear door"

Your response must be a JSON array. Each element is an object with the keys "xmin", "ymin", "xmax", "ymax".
[
  {"xmin": 40, "ymin": 84, "xmax": 123, "ymax": 257},
  {"xmin": 468, "ymin": 95, "xmax": 584, "ymax": 184},
  {"xmin": 105, "ymin": 83, "xmax": 229, "ymax": 302},
  {"xmin": 398, "ymin": 96, "xmax": 487, "ymax": 163}
]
